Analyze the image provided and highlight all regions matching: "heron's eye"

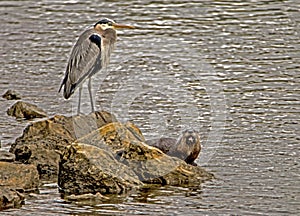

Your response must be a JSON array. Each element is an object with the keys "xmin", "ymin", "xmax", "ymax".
[{"xmin": 108, "ymin": 22, "xmax": 113, "ymax": 26}]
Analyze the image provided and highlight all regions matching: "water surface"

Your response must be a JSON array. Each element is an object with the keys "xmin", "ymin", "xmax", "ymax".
[{"xmin": 0, "ymin": 0, "xmax": 299, "ymax": 215}]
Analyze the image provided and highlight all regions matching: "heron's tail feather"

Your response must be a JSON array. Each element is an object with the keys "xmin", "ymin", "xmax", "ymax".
[
  {"xmin": 63, "ymin": 83, "xmax": 76, "ymax": 99},
  {"xmin": 58, "ymin": 77, "xmax": 75, "ymax": 99}
]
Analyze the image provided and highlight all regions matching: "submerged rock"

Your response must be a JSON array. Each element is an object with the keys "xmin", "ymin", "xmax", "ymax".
[
  {"xmin": 0, "ymin": 188, "xmax": 25, "ymax": 210},
  {"xmin": 64, "ymin": 192, "xmax": 109, "ymax": 202},
  {"xmin": 9, "ymin": 111, "xmax": 116, "ymax": 180},
  {"xmin": 2, "ymin": 90, "xmax": 21, "ymax": 100},
  {"xmin": 7, "ymin": 101, "xmax": 47, "ymax": 119}
]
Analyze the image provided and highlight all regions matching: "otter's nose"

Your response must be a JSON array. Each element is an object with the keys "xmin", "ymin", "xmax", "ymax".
[{"xmin": 186, "ymin": 136, "xmax": 196, "ymax": 145}]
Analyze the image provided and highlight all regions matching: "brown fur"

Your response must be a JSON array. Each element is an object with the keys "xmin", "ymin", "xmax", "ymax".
[{"xmin": 146, "ymin": 129, "xmax": 201, "ymax": 165}]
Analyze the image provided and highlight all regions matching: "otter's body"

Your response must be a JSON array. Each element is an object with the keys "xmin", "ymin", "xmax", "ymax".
[{"xmin": 146, "ymin": 129, "xmax": 201, "ymax": 165}]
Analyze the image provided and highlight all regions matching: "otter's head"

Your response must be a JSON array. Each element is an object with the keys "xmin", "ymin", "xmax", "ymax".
[
  {"xmin": 183, "ymin": 129, "xmax": 200, "ymax": 146},
  {"xmin": 169, "ymin": 128, "xmax": 201, "ymax": 164}
]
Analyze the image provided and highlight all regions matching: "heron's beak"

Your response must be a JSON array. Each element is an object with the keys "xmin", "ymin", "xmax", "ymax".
[{"xmin": 112, "ymin": 23, "xmax": 135, "ymax": 29}]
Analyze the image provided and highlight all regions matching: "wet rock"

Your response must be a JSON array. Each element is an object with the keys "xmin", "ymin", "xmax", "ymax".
[
  {"xmin": 0, "ymin": 188, "xmax": 25, "ymax": 210},
  {"xmin": 10, "ymin": 111, "xmax": 116, "ymax": 180},
  {"xmin": 145, "ymin": 162, "xmax": 214, "ymax": 185},
  {"xmin": 0, "ymin": 162, "xmax": 39, "ymax": 191},
  {"xmin": 9, "ymin": 111, "xmax": 213, "ymax": 196},
  {"xmin": 0, "ymin": 150, "xmax": 15, "ymax": 162},
  {"xmin": 58, "ymin": 122, "xmax": 214, "ymax": 195},
  {"xmin": 64, "ymin": 192, "xmax": 109, "ymax": 202},
  {"xmin": 7, "ymin": 101, "xmax": 47, "ymax": 119},
  {"xmin": 59, "ymin": 143, "xmax": 143, "ymax": 195},
  {"xmin": 2, "ymin": 90, "xmax": 21, "ymax": 100}
]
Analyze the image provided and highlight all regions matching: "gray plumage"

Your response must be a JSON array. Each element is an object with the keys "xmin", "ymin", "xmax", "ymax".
[{"xmin": 59, "ymin": 18, "xmax": 134, "ymax": 114}]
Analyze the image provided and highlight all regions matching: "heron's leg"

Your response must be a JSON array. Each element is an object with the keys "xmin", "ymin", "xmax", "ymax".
[
  {"xmin": 77, "ymin": 86, "xmax": 82, "ymax": 115},
  {"xmin": 88, "ymin": 78, "xmax": 95, "ymax": 112}
]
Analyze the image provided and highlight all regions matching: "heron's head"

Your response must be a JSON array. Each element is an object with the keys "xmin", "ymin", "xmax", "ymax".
[{"xmin": 94, "ymin": 18, "xmax": 135, "ymax": 31}]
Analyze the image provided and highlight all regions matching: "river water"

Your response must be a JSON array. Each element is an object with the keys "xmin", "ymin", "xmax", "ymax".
[{"xmin": 1, "ymin": 0, "xmax": 299, "ymax": 215}]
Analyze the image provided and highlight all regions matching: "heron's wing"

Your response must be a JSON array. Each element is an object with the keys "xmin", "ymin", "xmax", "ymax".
[{"xmin": 59, "ymin": 29, "xmax": 102, "ymax": 99}]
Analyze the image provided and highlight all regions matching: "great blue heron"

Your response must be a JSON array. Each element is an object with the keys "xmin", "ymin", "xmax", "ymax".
[{"xmin": 59, "ymin": 18, "xmax": 134, "ymax": 114}]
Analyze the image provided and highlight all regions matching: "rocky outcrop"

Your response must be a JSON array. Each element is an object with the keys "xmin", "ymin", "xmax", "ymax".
[
  {"xmin": 9, "ymin": 110, "xmax": 213, "ymax": 198},
  {"xmin": 58, "ymin": 122, "xmax": 214, "ymax": 195},
  {"xmin": 2, "ymin": 90, "xmax": 21, "ymax": 100},
  {"xmin": 9, "ymin": 111, "xmax": 116, "ymax": 180},
  {"xmin": 7, "ymin": 101, "xmax": 47, "ymax": 119}
]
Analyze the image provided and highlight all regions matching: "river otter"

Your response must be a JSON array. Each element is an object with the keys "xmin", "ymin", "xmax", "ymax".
[{"xmin": 146, "ymin": 129, "xmax": 201, "ymax": 166}]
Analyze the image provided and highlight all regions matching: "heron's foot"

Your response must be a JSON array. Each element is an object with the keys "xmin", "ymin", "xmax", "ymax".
[{"xmin": 76, "ymin": 111, "xmax": 85, "ymax": 116}]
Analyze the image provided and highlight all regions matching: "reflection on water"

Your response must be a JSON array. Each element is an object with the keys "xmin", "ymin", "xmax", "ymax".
[{"xmin": 1, "ymin": 0, "xmax": 299, "ymax": 215}]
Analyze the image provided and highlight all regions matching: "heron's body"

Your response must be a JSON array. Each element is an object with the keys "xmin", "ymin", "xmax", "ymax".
[{"xmin": 59, "ymin": 18, "xmax": 134, "ymax": 114}]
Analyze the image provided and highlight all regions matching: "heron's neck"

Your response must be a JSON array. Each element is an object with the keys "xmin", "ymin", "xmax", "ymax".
[{"xmin": 100, "ymin": 29, "xmax": 117, "ymax": 68}]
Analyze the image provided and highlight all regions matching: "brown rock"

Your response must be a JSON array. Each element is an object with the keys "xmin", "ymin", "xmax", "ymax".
[
  {"xmin": 2, "ymin": 90, "xmax": 21, "ymax": 100},
  {"xmin": 0, "ymin": 187, "xmax": 25, "ymax": 210},
  {"xmin": 59, "ymin": 143, "xmax": 143, "ymax": 195},
  {"xmin": 144, "ymin": 162, "xmax": 214, "ymax": 185},
  {"xmin": 88, "ymin": 122, "xmax": 185, "ymax": 182},
  {"xmin": 7, "ymin": 101, "xmax": 47, "ymax": 119},
  {"xmin": 58, "ymin": 122, "xmax": 213, "ymax": 195},
  {"xmin": 9, "ymin": 111, "xmax": 116, "ymax": 180},
  {"xmin": 9, "ymin": 111, "xmax": 213, "ymax": 197},
  {"xmin": 0, "ymin": 162, "xmax": 39, "ymax": 191}
]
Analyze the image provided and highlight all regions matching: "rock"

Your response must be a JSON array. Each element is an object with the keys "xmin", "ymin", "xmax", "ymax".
[
  {"xmin": 144, "ymin": 162, "xmax": 213, "ymax": 185},
  {"xmin": 14, "ymin": 145, "xmax": 61, "ymax": 180},
  {"xmin": 0, "ymin": 150, "xmax": 15, "ymax": 162},
  {"xmin": 58, "ymin": 122, "xmax": 214, "ymax": 195},
  {"xmin": 146, "ymin": 129, "xmax": 201, "ymax": 165},
  {"xmin": 0, "ymin": 187, "xmax": 25, "ymax": 210},
  {"xmin": 9, "ymin": 111, "xmax": 116, "ymax": 180},
  {"xmin": 7, "ymin": 101, "xmax": 47, "ymax": 119},
  {"xmin": 64, "ymin": 192, "xmax": 109, "ymax": 202},
  {"xmin": 9, "ymin": 111, "xmax": 213, "ymax": 196},
  {"xmin": 0, "ymin": 162, "xmax": 39, "ymax": 191},
  {"xmin": 2, "ymin": 90, "xmax": 21, "ymax": 100},
  {"xmin": 59, "ymin": 143, "xmax": 143, "ymax": 195}
]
